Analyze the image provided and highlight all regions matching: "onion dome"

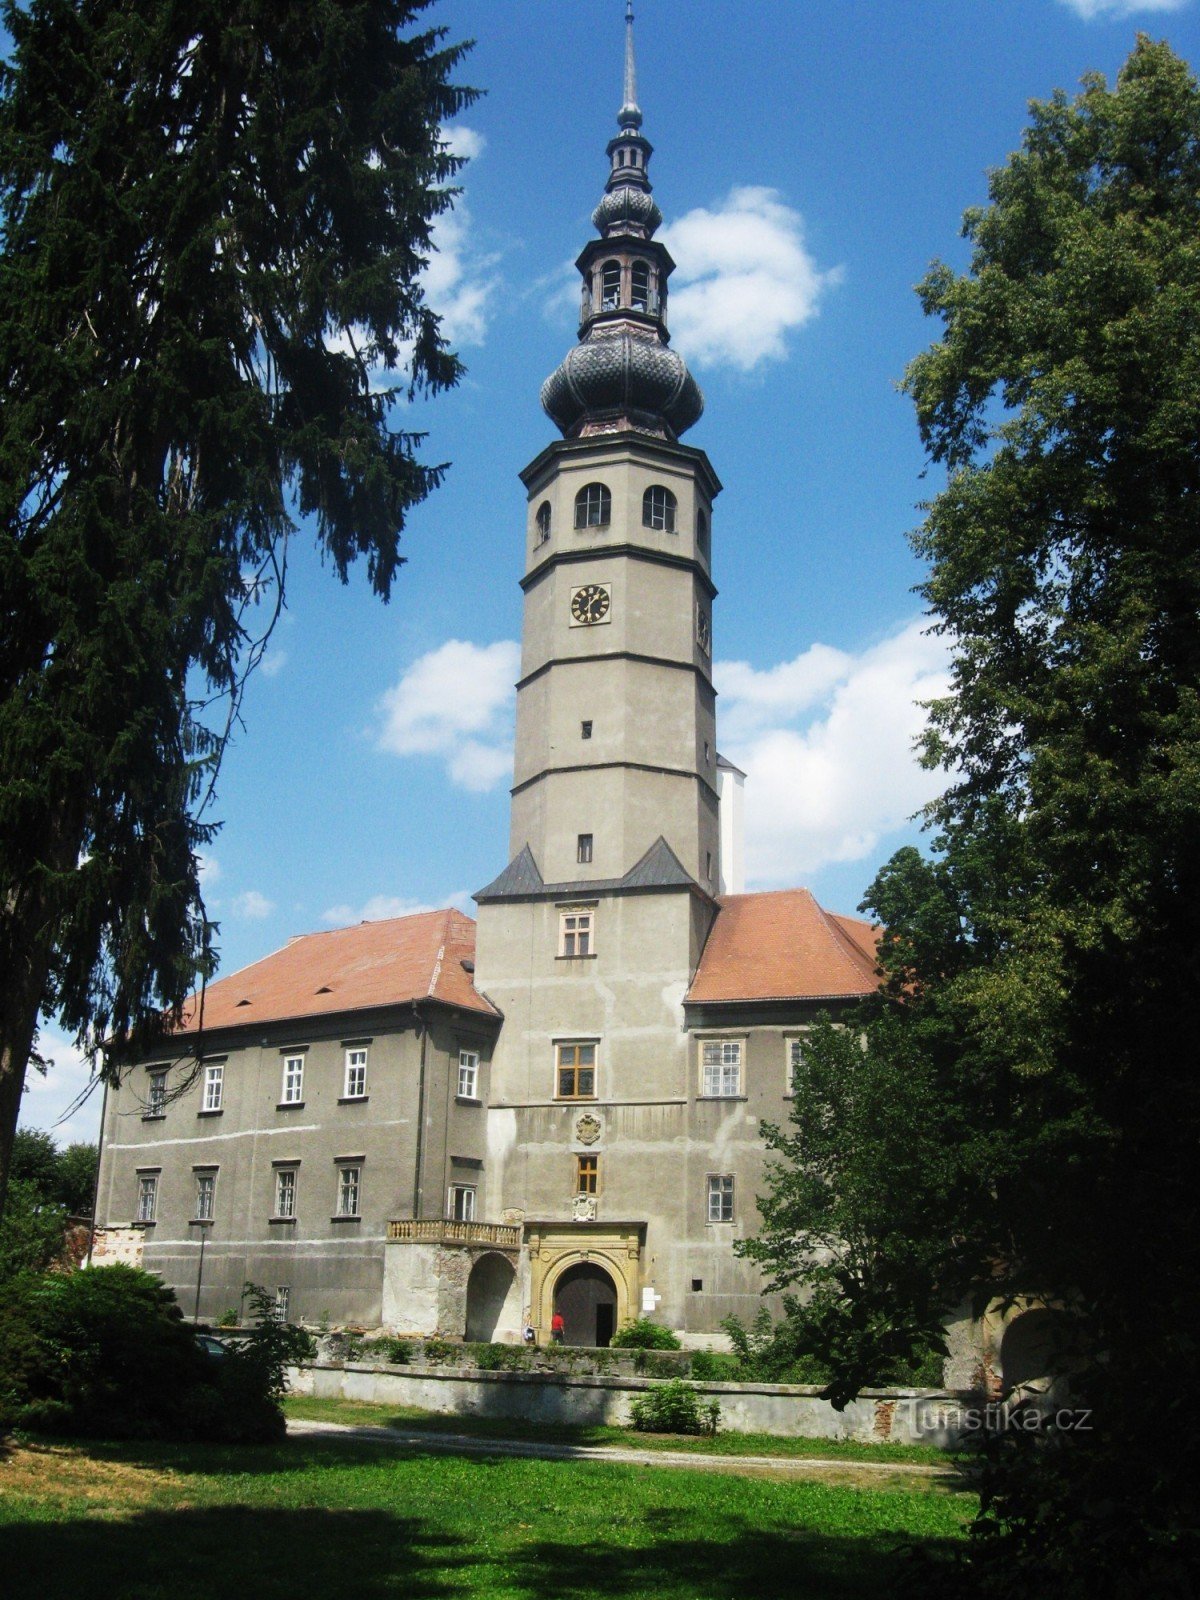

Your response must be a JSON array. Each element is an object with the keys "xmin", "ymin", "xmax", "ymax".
[{"xmin": 539, "ymin": 2, "xmax": 703, "ymax": 442}]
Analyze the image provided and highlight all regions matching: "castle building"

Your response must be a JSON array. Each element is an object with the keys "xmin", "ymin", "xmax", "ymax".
[{"xmin": 92, "ymin": 11, "xmax": 880, "ymax": 1345}]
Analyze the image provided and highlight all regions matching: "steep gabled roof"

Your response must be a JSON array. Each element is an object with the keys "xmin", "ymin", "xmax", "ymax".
[
  {"xmin": 687, "ymin": 889, "xmax": 880, "ymax": 1005},
  {"xmin": 178, "ymin": 908, "xmax": 498, "ymax": 1035},
  {"xmin": 475, "ymin": 837, "xmax": 703, "ymax": 903}
]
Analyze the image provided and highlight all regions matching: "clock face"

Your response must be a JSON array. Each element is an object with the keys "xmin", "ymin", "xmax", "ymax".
[
  {"xmin": 696, "ymin": 608, "xmax": 711, "ymax": 655},
  {"xmin": 570, "ymin": 583, "xmax": 612, "ymax": 626}
]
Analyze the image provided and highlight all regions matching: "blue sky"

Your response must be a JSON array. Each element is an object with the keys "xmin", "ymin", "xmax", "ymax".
[{"xmin": 23, "ymin": 0, "xmax": 1200, "ymax": 1140}]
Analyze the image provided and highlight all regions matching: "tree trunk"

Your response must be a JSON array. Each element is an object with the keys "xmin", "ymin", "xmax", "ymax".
[{"xmin": 0, "ymin": 920, "xmax": 57, "ymax": 1222}]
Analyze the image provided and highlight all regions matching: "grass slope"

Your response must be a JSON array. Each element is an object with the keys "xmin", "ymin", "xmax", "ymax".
[{"xmin": 1, "ymin": 1432, "xmax": 972, "ymax": 1600}]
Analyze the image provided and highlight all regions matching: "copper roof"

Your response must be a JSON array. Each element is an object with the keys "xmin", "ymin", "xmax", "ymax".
[
  {"xmin": 686, "ymin": 889, "xmax": 880, "ymax": 1004},
  {"xmin": 178, "ymin": 909, "xmax": 498, "ymax": 1035}
]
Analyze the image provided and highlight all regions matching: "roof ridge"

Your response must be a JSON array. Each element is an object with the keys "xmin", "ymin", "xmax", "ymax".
[{"xmin": 815, "ymin": 901, "xmax": 879, "ymax": 981}]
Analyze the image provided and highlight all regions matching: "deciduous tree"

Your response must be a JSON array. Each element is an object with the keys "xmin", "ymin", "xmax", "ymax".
[{"xmin": 0, "ymin": 1, "xmax": 476, "ymax": 1215}]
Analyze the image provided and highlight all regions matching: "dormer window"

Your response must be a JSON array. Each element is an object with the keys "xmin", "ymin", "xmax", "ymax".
[
  {"xmin": 643, "ymin": 485, "xmax": 677, "ymax": 533},
  {"xmin": 601, "ymin": 260, "xmax": 621, "ymax": 311},
  {"xmin": 535, "ymin": 501, "xmax": 552, "ymax": 544},
  {"xmin": 575, "ymin": 483, "xmax": 611, "ymax": 529},
  {"xmin": 631, "ymin": 261, "xmax": 650, "ymax": 312}
]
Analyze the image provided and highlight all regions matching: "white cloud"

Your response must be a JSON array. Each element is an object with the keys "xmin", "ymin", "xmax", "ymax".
[
  {"xmin": 322, "ymin": 889, "xmax": 473, "ymax": 926},
  {"xmin": 425, "ymin": 124, "xmax": 497, "ymax": 348},
  {"xmin": 1058, "ymin": 0, "xmax": 1188, "ymax": 18},
  {"xmin": 659, "ymin": 187, "xmax": 840, "ymax": 371},
  {"xmin": 197, "ymin": 852, "xmax": 221, "ymax": 886},
  {"xmin": 376, "ymin": 638, "xmax": 519, "ymax": 793},
  {"xmin": 231, "ymin": 889, "xmax": 275, "ymax": 920},
  {"xmin": 19, "ymin": 1026, "xmax": 102, "ymax": 1144},
  {"xmin": 259, "ymin": 647, "xmax": 288, "ymax": 679},
  {"xmin": 717, "ymin": 620, "xmax": 951, "ymax": 884}
]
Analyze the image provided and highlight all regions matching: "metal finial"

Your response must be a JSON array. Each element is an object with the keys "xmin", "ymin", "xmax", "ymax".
[{"xmin": 619, "ymin": 0, "xmax": 642, "ymax": 128}]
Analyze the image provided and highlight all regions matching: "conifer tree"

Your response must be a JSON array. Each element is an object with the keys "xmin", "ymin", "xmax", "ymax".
[{"xmin": 0, "ymin": 1, "xmax": 476, "ymax": 1214}]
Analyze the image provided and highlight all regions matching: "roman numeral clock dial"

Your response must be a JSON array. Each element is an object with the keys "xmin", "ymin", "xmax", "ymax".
[{"xmin": 570, "ymin": 583, "xmax": 612, "ymax": 626}]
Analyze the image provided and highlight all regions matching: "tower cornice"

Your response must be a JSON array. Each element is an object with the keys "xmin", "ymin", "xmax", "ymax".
[{"xmin": 520, "ymin": 431, "xmax": 722, "ymax": 501}]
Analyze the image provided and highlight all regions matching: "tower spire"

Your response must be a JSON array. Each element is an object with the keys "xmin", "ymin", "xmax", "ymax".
[{"xmin": 620, "ymin": 1, "xmax": 642, "ymax": 130}]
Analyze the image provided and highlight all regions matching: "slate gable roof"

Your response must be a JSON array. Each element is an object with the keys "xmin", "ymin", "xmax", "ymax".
[{"xmin": 474, "ymin": 836, "xmax": 703, "ymax": 903}]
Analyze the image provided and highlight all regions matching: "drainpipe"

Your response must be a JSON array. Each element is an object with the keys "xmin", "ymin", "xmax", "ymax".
[
  {"xmin": 411, "ymin": 1002, "xmax": 428, "ymax": 1220},
  {"xmin": 85, "ymin": 1076, "xmax": 110, "ymax": 1269}
]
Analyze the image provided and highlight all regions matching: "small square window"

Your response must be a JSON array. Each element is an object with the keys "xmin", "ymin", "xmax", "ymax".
[
  {"xmin": 576, "ymin": 1153, "xmax": 599, "ymax": 1195},
  {"xmin": 560, "ymin": 909, "xmax": 593, "ymax": 957},
  {"xmin": 458, "ymin": 1050, "xmax": 480, "ymax": 1099},
  {"xmin": 701, "ymin": 1040, "xmax": 742, "ymax": 1097},
  {"xmin": 581, "ymin": 720, "xmax": 593, "ymax": 740},
  {"xmin": 344, "ymin": 1048, "xmax": 368, "ymax": 1098},
  {"xmin": 194, "ymin": 1171, "xmax": 216, "ymax": 1221},
  {"xmin": 707, "ymin": 1174, "xmax": 734, "ymax": 1224},
  {"xmin": 556, "ymin": 1041, "xmax": 597, "ymax": 1100},
  {"xmin": 281, "ymin": 1054, "xmax": 305, "ymax": 1104},
  {"xmin": 136, "ymin": 1173, "xmax": 158, "ymax": 1223},
  {"xmin": 274, "ymin": 1168, "xmax": 297, "ymax": 1218},
  {"xmin": 202, "ymin": 1062, "xmax": 224, "ymax": 1112},
  {"xmin": 691, "ymin": 1278, "xmax": 704, "ymax": 1293},
  {"xmin": 146, "ymin": 1070, "xmax": 167, "ymax": 1116},
  {"xmin": 336, "ymin": 1165, "xmax": 362, "ymax": 1217},
  {"xmin": 449, "ymin": 1184, "xmax": 477, "ymax": 1222},
  {"xmin": 577, "ymin": 833, "xmax": 593, "ymax": 865}
]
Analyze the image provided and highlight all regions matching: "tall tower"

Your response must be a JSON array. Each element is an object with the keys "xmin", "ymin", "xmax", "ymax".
[{"xmin": 474, "ymin": 6, "xmax": 722, "ymax": 1335}]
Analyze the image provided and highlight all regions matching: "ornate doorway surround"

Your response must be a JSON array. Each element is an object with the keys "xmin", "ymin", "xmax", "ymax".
[{"xmin": 525, "ymin": 1220, "xmax": 645, "ymax": 1339}]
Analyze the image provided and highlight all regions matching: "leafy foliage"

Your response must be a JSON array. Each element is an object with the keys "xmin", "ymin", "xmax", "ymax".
[
  {"xmin": 628, "ymin": 1379, "xmax": 720, "ymax": 1436},
  {"xmin": 0, "ymin": 1132, "xmax": 98, "ymax": 1280},
  {"xmin": 0, "ymin": 0, "xmax": 476, "ymax": 1214},
  {"xmin": 742, "ymin": 39, "xmax": 1200, "ymax": 1594},
  {"xmin": 610, "ymin": 1318, "xmax": 683, "ymax": 1350}
]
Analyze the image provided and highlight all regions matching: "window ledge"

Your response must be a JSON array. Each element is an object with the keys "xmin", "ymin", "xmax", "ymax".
[
  {"xmin": 197, "ymin": 1109, "xmax": 224, "ymax": 1118},
  {"xmin": 556, "ymin": 953, "xmax": 597, "ymax": 961},
  {"xmin": 696, "ymin": 1094, "xmax": 748, "ymax": 1103},
  {"xmin": 337, "ymin": 1095, "xmax": 369, "ymax": 1105},
  {"xmin": 276, "ymin": 1101, "xmax": 306, "ymax": 1111},
  {"xmin": 268, "ymin": 1216, "xmax": 297, "ymax": 1226},
  {"xmin": 455, "ymin": 1096, "xmax": 482, "ymax": 1106},
  {"xmin": 331, "ymin": 1214, "xmax": 362, "ymax": 1223},
  {"xmin": 141, "ymin": 1113, "xmax": 165, "ymax": 1122},
  {"xmin": 554, "ymin": 1098, "xmax": 599, "ymax": 1105},
  {"xmin": 132, "ymin": 1220, "xmax": 156, "ymax": 1229}
]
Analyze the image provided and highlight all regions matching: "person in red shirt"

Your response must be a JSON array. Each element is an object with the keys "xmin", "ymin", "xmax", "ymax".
[{"xmin": 550, "ymin": 1310, "xmax": 566, "ymax": 1343}]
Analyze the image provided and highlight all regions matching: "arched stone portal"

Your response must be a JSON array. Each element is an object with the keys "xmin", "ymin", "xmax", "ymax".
[
  {"xmin": 1000, "ymin": 1308, "xmax": 1063, "ymax": 1394},
  {"xmin": 465, "ymin": 1251, "xmax": 517, "ymax": 1343},
  {"xmin": 526, "ymin": 1222, "xmax": 644, "ymax": 1342},
  {"xmin": 554, "ymin": 1261, "xmax": 618, "ymax": 1347}
]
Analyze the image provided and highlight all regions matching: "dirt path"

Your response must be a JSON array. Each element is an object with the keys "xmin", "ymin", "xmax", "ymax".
[{"xmin": 287, "ymin": 1417, "xmax": 965, "ymax": 1489}]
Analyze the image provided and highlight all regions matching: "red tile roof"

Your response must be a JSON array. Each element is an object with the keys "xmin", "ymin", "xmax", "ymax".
[
  {"xmin": 687, "ymin": 889, "xmax": 880, "ymax": 1004},
  {"xmin": 178, "ymin": 909, "xmax": 498, "ymax": 1035}
]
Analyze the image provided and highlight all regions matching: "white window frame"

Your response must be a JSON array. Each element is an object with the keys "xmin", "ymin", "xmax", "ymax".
[
  {"xmin": 202, "ymin": 1061, "xmax": 224, "ymax": 1112},
  {"xmin": 275, "ymin": 1286, "xmax": 291, "ymax": 1322},
  {"xmin": 707, "ymin": 1173, "xmax": 735, "ymax": 1224},
  {"xmin": 701, "ymin": 1039, "xmax": 743, "ymax": 1098},
  {"xmin": 136, "ymin": 1173, "xmax": 158, "ymax": 1223},
  {"xmin": 785, "ymin": 1035, "xmax": 807, "ymax": 1095},
  {"xmin": 194, "ymin": 1170, "xmax": 216, "ymax": 1221},
  {"xmin": 281, "ymin": 1053, "xmax": 305, "ymax": 1105},
  {"xmin": 146, "ymin": 1069, "xmax": 167, "ymax": 1116},
  {"xmin": 642, "ymin": 484, "xmax": 677, "ymax": 532},
  {"xmin": 343, "ymin": 1047, "xmax": 368, "ymax": 1099},
  {"xmin": 559, "ymin": 907, "xmax": 594, "ymax": 958},
  {"xmin": 336, "ymin": 1164, "xmax": 362, "ymax": 1218},
  {"xmin": 274, "ymin": 1167, "xmax": 297, "ymax": 1219},
  {"xmin": 457, "ymin": 1050, "xmax": 480, "ymax": 1100},
  {"xmin": 448, "ymin": 1183, "xmax": 477, "ymax": 1222},
  {"xmin": 535, "ymin": 500, "xmax": 552, "ymax": 544},
  {"xmin": 574, "ymin": 482, "xmax": 611, "ymax": 529}
]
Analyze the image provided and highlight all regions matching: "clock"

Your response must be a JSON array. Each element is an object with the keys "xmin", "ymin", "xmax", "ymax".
[
  {"xmin": 696, "ymin": 607, "xmax": 711, "ymax": 655},
  {"xmin": 570, "ymin": 583, "xmax": 612, "ymax": 626}
]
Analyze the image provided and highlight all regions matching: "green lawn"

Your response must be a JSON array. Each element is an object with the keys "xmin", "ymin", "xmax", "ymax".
[
  {"xmin": 1, "ymin": 1430, "xmax": 973, "ymax": 1600},
  {"xmin": 284, "ymin": 1392, "xmax": 954, "ymax": 1466}
]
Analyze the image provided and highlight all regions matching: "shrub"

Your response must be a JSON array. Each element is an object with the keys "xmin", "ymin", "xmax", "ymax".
[
  {"xmin": 689, "ymin": 1349, "xmax": 741, "ymax": 1382},
  {"xmin": 469, "ymin": 1342, "xmax": 526, "ymax": 1371},
  {"xmin": 610, "ymin": 1318, "xmax": 682, "ymax": 1350},
  {"xmin": 629, "ymin": 1379, "xmax": 720, "ymax": 1435},
  {"xmin": 634, "ymin": 1349, "xmax": 688, "ymax": 1378},
  {"xmin": 217, "ymin": 1308, "xmax": 240, "ymax": 1328},
  {"xmin": 422, "ymin": 1339, "xmax": 461, "ymax": 1366}
]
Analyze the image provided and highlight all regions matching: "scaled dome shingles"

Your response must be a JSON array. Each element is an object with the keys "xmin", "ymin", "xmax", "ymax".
[
  {"xmin": 177, "ymin": 908, "xmax": 498, "ymax": 1034},
  {"xmin": 687, "ymin": 889, "xmax": 880, "ymax": 1004}
]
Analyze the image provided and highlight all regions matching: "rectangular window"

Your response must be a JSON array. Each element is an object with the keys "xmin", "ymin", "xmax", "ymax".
[
  {"xmin": 581, "ymin": 720, "xmax": 593, "ymax": 740},
  {"xmin": 194, "ymin": 1171, "xmax": 216, "ymax": 1221},
  {"xmin": 457, "ymin": 1050, "xmax": 480, "ymax": 1099},
  {"xmin": 274, "ymin": 1168, "xmax": 297, "ymax": 1219},
  {"xmin": 343, "ymin": 1048, "xmax": 368, "ymax": 1099},
  {"xmin": 707, "ymin": 1174, "xmax": 734, "ymax": 1224},
  {"xmin": 576, "ymin": 833, "xmax": 593, "ymax": 865},
  {"xmin": 281, "ymin": 1054, "xmax": 305, "ymax": 1104},
  {"xmin": 449, "ymin": 1184, "xmax": 476, "ymax": 1222},
  {"xmin": 202, "ymin": 1062, "xmax": 224, "ymax": 1112},
  {"xmin": 275, "ymin": 1286, "xmax": 291, "ymax": 1322},
  {"xmin": 576, "ymin": 1154, "xmax": 599, "ymax": 1195},
  {"xmin": 136, "ymin": 1173, "xmax": 158, "ymax": 1223},
  {"xmin": 556, "ymin": 1040, "xmax": 597, "ymax": 1100},
  {"xmin": 146, "ymin": 1070, "xmax": 167, "ymax": 1116},
  {"xmin": 786, "ymin": 1036, "xmax": 805, "ymax": 1094},
  {"xmin": 701, "ymin": 1040, "xmax": 742, "ymax": 1097},
  {"xmin": 560, "ymin": 909, "xmax": 593, "ymax": 957},
  {"xmin": 336, "ymin": 1165, "xmax": 362, "ymax": 1217}
]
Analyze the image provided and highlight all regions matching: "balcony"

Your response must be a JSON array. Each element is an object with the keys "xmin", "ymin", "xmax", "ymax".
[{"xmin": 387, "ymin": 1219, "xmax": 522, "ymax": 1250}]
